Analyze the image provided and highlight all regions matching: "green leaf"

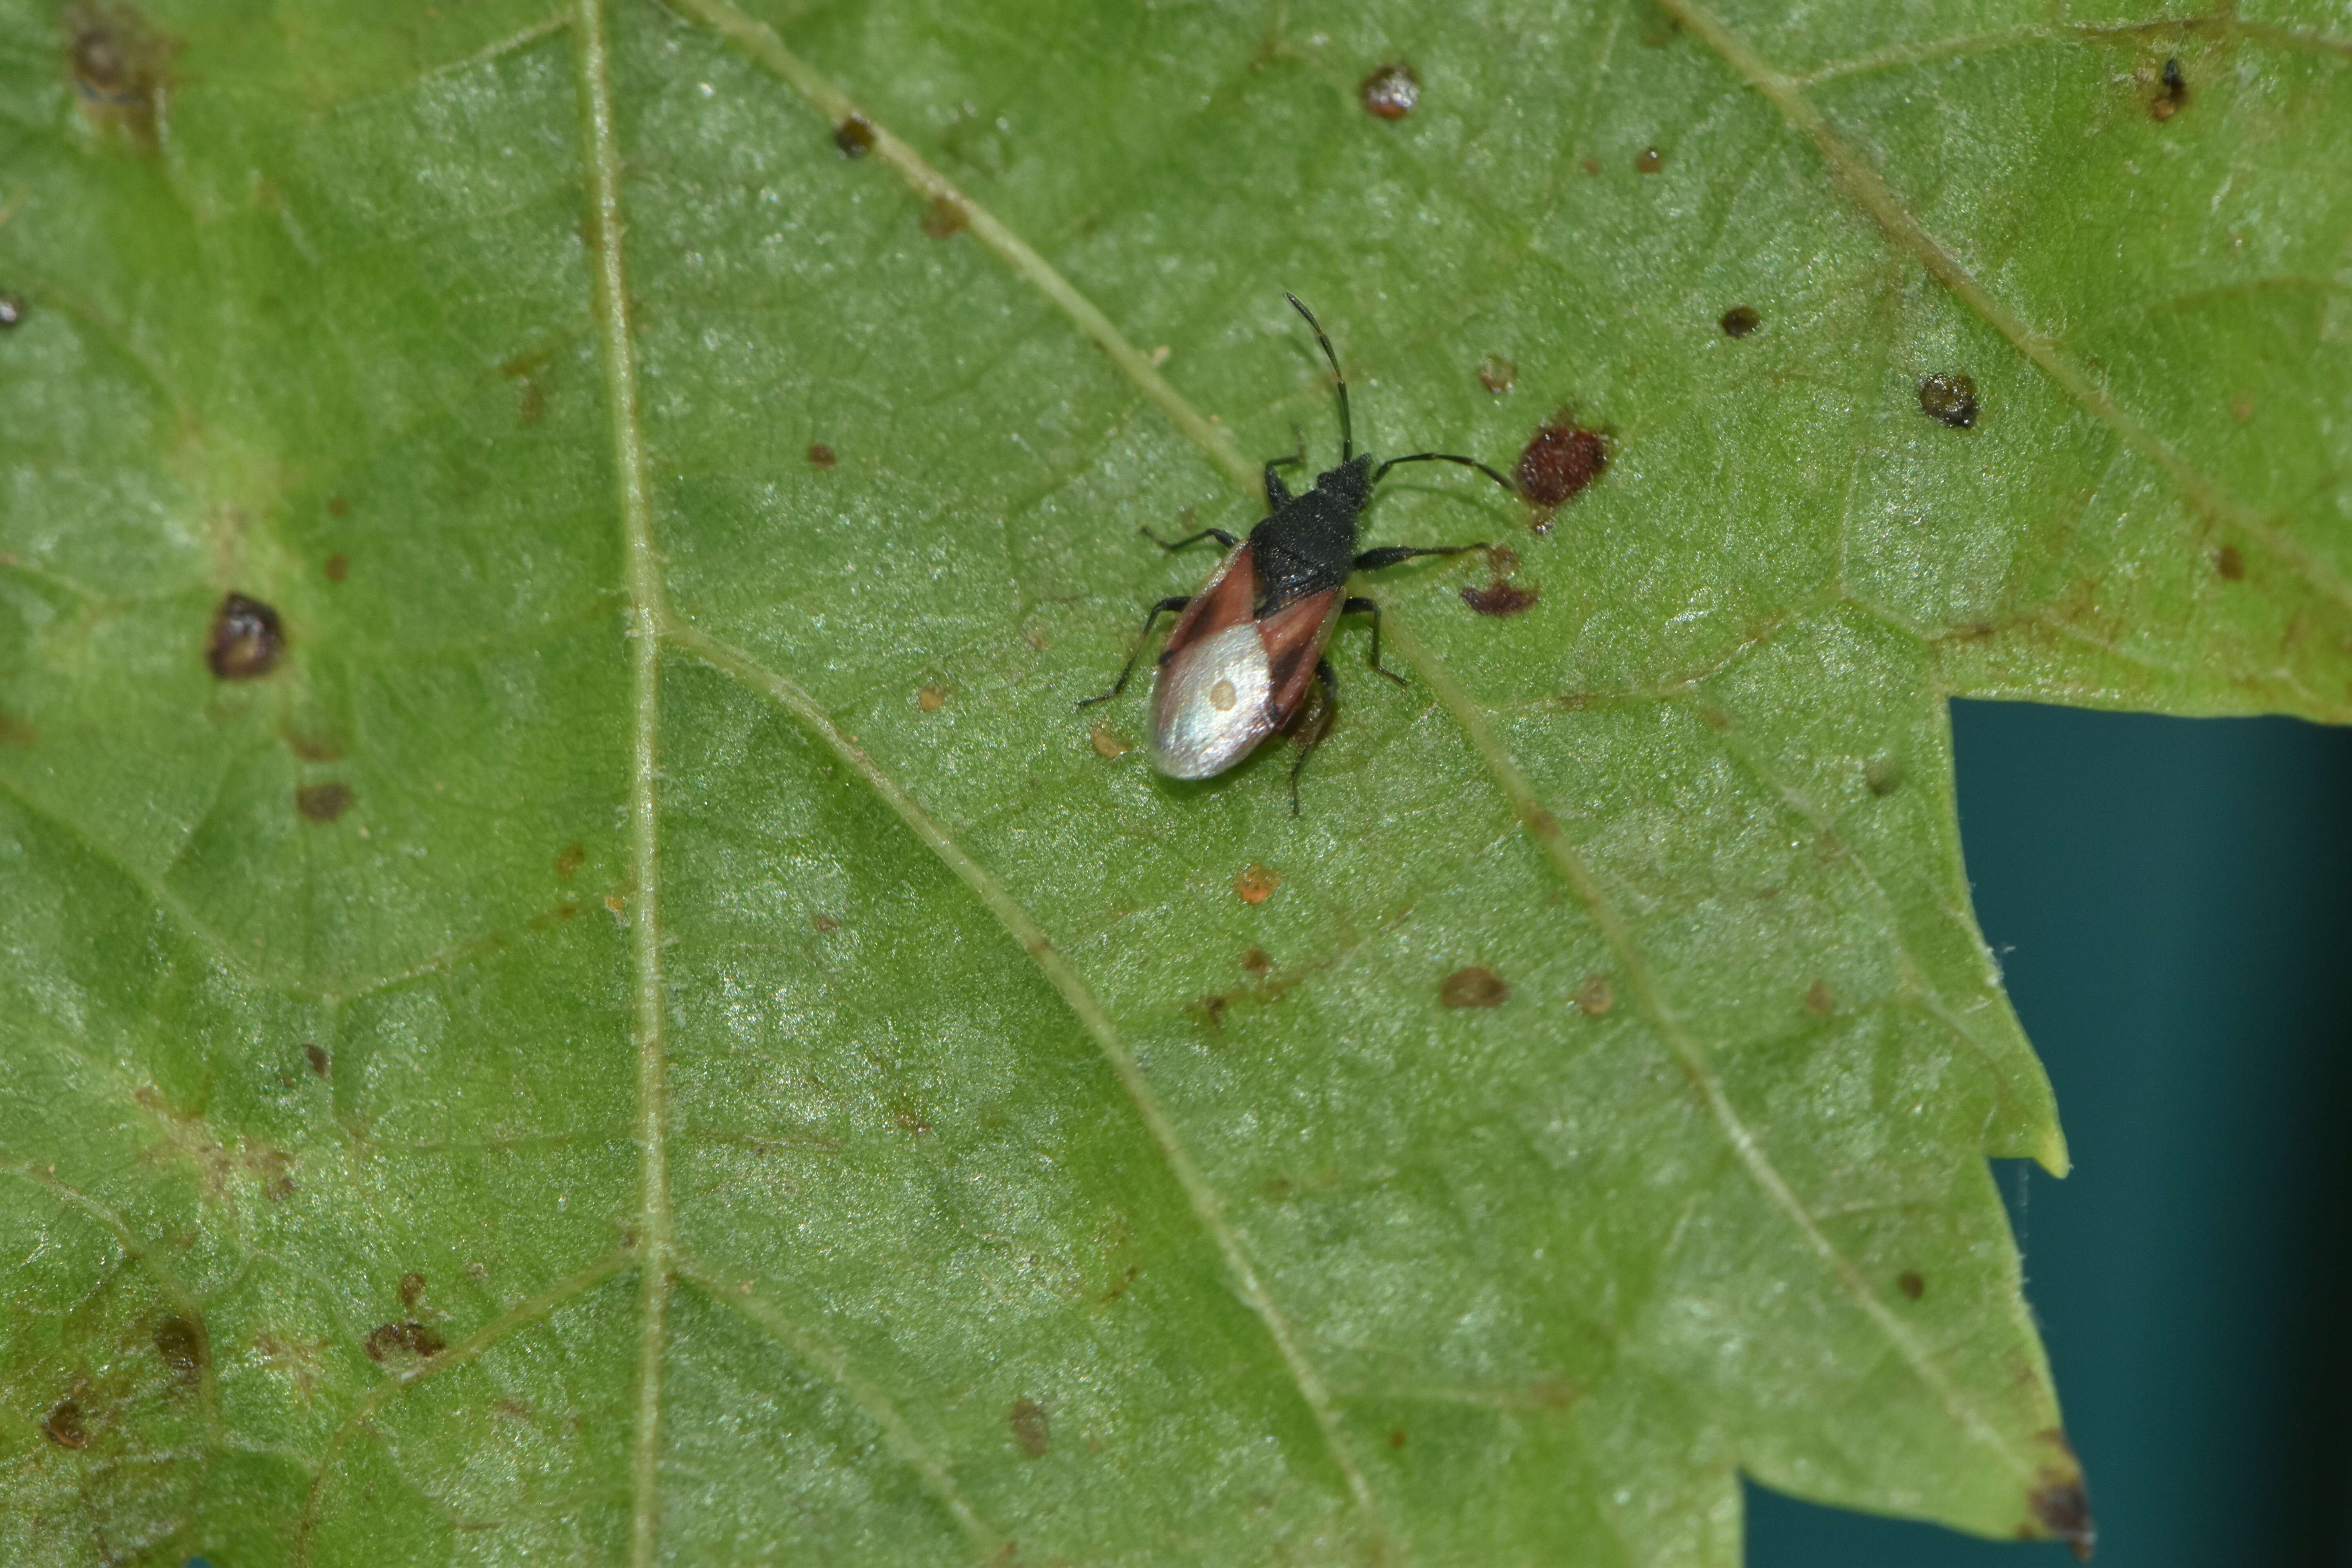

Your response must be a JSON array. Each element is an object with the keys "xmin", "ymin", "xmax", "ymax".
[{"xmin": 1, "ymin": 0, "xmax": 2343, "ymax": 1560}]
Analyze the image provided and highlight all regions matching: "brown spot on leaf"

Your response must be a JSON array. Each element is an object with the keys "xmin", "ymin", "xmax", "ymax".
[
  {"xmin": 0, "ymin": 709, "xmax": 40, "ymax": 747},
  {"xmin": 296, "ymin": 782, "xmax": 353, "ymax": 823},
  {"xmin": 1576, "ymin": 975, "xmax": 1615, "ymax": 1016},
  {"xmin": 890, "ymin": 1101, "xmax": 933, "ymax": 1136},
  {"xmin": 555, "ymin": 843, "xmax": 586, "ymax": 878},
  {"xmin": 397, "ymin": 1271, "xmax": 426, "ymax": 1309},
  {"xmin": 1918, "ymin": 373, "xmax": 1978, "ymax": 429},
  {"xmin": 1461, "ymin": 546, "xmax": 1538, "ymax": 617},
  {"xmin": 1388, "ymin": 1428, "xmax": 1407, "ymax": 1448},
  {"xmin": 1719, "ymin": 304, "xmax": 1760, "ymax": 338},
  {"xmin": 1098, "ymin": 1263, "xmax": 1140, "ymax": 1304},
  {"xmin": 303, "ymin": 1043, "xmax": 328, "ymax": 1077},
  {"xmin": 920, "ymin": 194, "xmax": 967, "ymax": 239},
  {"xmin": 1898, "ymin": 1269, "xmax": 1926, "ymax": 1299},
  {"xmin": 323, "ymin": 552, "xmax": 348, "ymax": 583},
  {"xmin": 1233, "ymin": 863, "xmax": 1279, "ymax": 904},
  {"xmin": 327, "ymin": 494, "xmax": 348, "ymax": 517},
  {"xmin": 1009, "ymin": 1398, "xmax": 1049, "ymax": 1457},
  {"xmin": 806, "ymin": 442, "xmax": 836, "ymax": 469},
  {"xmin": 1580, "ymin": 156, "xmax": 1602, "ymax": 176},
  {"xmin": 45, "ymin": 1398, "xmax": 88, "ymax": 1448},
  {"xmin": 1197, "ymin": 994, "xmax": 1229, "ymax": 1029},
  {"xmin": 497, "ymin": 346, "xmax": 554, "ymax": 425},
  {"xmin": 154, "ymin": 1315, "xmax": 201, "ymax": 1375},
  {"xmin": 64, "ymin": 3, "xmax": 178, "ymax": 146},
  {"xmin": 207, "ymin": 592, "xmax": 284, "ymax": 679},
  {"xmin": 1441, "ymin": 966, "xmax": 1508, "ymax": 1008},
  {"xmin": 0, "ymin": 292, "xmax": 24, "ymax": 328},
  {"xmin": 1804, "ymin": 980, "xmax": 1835, "ymax": 1016},
  {"xmin": 1240, "ymin": 945, "xmax": 1270, "ymax": 973},
  {"xmin": 833, "ymin": 114, "xmax": 875, "ymax": 157},
  {"xmin": 1359, "ymin": 62, "xmax": 1419, "ymax": 120},
  {"xmin": 2230, "ymin": 396, "xmax": 2254, "ymax": 423},
  {"xmin": 1516, "ymin": 416, "xmax": 1608, "ymax": 524},
  {"xmin": 1477, "ymin": 355, "xmax": 1516, "ymax": 395},
  {"xmin": 811, "ymin": 913, "xmax": 840, "ymax": 933},
  {"xmin": 1633, "ymin": 147, "xmax": 1664, "ymax": 174},
  {"xmin": 2030, "ymin": 1472, "xmax": 2095, "ymax": 1560},
  {"xmin": 917, "ymin": 684, "xmax": 947, "ymax": 711},
  {"xmin": 364, "ymin": 1321, "xmax": 446, "ymax": 1363},
  {"xmin": 2215, "ymin": 544, "xmax": 2244, "ymax": 581},
  {"xmin": 1864, "ymin": 753, "xmax": 1905, "ymax": 796}
]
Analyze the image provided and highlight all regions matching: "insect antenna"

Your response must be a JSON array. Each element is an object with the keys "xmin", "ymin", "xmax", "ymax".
[
  {"xmin": 1285, "ymin": 292, "xmax": 1352, "ymax": 461},
  {"xmin": 1375, "ymin": 451, "xmax": 1517, "ymax": 493}
]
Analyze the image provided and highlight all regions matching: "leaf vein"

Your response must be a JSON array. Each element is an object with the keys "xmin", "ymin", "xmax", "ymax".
[
  {"xmin": 677, "ymin": 1263, "xmax": 1004, "ymax": 1560},
  {"xmin": 662, "ymin": 621, "xmax": 1382, "ymax": 1530},
  {"xmin": 568, "ymin": 5, "xmax": 675, "ymax": 1564}
]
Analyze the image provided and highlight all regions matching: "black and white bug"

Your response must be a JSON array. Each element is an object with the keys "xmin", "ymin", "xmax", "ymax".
[{"xmin": 1080, "ymin": 294, "xmax": 1515, "ymax": 808}]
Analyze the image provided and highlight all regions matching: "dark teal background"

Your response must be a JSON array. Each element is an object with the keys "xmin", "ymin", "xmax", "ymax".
[{"xmin": 1748, "ymin": 702, "xmax": 2352, "ymax": 1566}]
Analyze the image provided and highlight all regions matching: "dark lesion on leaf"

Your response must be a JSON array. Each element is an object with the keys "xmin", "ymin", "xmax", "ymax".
[
  {"xmin": 497, "ymin": 346, "xmax": 556, "ymax": 425},
  {"xmin": 1359, "ymin": 62, "xmax": 1419, "ymax": 121},
  {"xmin": 1440, "ymin": 966, "xmax": 1509, "ymax": 1008},
  {"xmin": 44, "ymin": 1397, "xmax": 89, "ymax": 1448},
  {"xmin": 1516, "ymin": 414, "xmax": 1609, "ymax": 530},
  {"xmin": 920, "ymin": 194, "xmax": 968, "ymax": 239},
  {"xmin": 153, "ymin": 1314, "xmax": 203, "ymax": 1376},
  {"xmin": 1461, "ymin": 546, "xmax": 1539, "ymax": 617},
  {"xmin": 2027, "ymin": 1469, "xmax": 2096, "ymax": 1561},
  {"xmin": 207, "ymin": 592, "xmax": 285, "ymax": 680},
  {"xmin": 1918, "ymin": 372, "xmax": 1979, "ymax": 429},
  {"xmin": 1009, "ymin": 1397, "xmax": 1049, "ymax": 1457},
  {"xmin": 63, "ymin": 2, "xmax": 180, "ymax": 149},
  {"xmin": 364, "ymin": 1321, "xmax": 447, "ymax": 1363},
  {"xmin": 296, "ymin": 781, "xmax": 354, "ymax": 822}
]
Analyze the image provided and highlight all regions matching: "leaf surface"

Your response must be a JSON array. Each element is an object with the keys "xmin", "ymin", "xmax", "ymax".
[{"xmin": 1, "ymin": 0, "xmax": 2346, "ymax": 1561}]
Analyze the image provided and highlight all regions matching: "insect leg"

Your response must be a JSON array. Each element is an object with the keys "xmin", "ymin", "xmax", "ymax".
[
  {"xmin": 1263, "ymin": 455, "xmax": 1305, "ymax": 511},
  {"xmin": 1352, "ymin": 543, "xmax": 1486, "ymax": 572},
  {"xmin": 1342, "ymin": 596, "xmax": 1409, "ymax": 686},
  {"xmin": 1141, "ymin": 524, "xmax": 1240, "ymax": 551},
  {"xmin": 1287, "ymin": 658, "xmax": 1340, "ymax": 816},
  {"xmin": 1076, "ymin": 596, "xmax": 1192, "ymax": 708}
]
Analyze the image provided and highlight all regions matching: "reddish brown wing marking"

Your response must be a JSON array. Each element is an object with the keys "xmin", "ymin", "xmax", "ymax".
[
  {"xmin": 1258, "ymin": 588, "xmax": 1342, "ymax": 728},
  {"xmin": 1158, "ymin": 543, "xmax": 1258, "ymax": 661}
]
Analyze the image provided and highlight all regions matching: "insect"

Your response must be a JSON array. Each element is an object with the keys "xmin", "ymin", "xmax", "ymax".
[{"xmin": 1079, "ymin": 294, "xmax": 1515, "ymax": 809}]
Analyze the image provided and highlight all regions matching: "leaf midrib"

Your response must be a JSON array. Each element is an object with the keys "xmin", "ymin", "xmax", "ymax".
[{"xmin": 564, "ymin": 4, "xmax": 678, "ymax": 1563}]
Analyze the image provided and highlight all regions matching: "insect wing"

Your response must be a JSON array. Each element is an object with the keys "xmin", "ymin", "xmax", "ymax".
[
  {"xmin": 1256, "ymin": 587, "xmax": 1342, "ymax": 729},
  {"xmin": 1150, "ymin": 545, "xmax": 1278, "ymax": 779}
]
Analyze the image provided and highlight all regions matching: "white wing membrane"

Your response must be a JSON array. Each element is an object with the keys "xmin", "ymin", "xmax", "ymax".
[{"xmin": 1150, "ymin": 622, "xmax": 1274, "ymax": 779}]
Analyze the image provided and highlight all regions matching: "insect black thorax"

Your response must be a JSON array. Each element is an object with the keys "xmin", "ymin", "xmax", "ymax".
[{"xmin": 1248, "ymin": 455, "xmax": 1374, "ymax": 616}]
